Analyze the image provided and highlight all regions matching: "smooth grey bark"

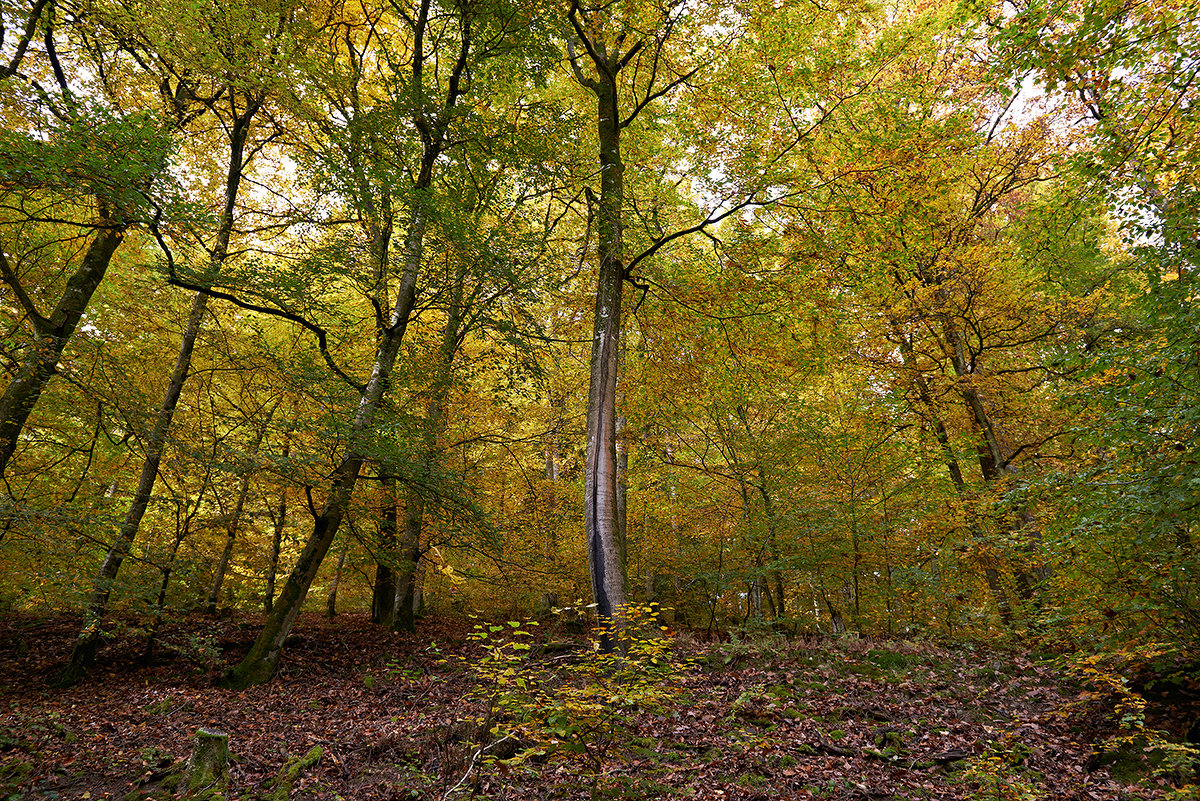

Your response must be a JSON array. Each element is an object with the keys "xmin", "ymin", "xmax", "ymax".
[
  {"xmin": 568, "ymin": 8, "xmax": 630, "ymax": 645},
  {"xmin": 58, "ymin": 93, "xmax": 260, "ymax": 685},
  {"xmin": 615, "ymin": 413, "xmax": 628, "ymax": 565},
  {"xmin": 567, "ymin": 0, "xmax": 701, "ymax": 646},
  {"xmin": 0, "ymin": 211, "xmax": 126, "ymax": 477},
  {"xmin": 391, "ymin": 493, "xmax": 422, "ymax": 632}
]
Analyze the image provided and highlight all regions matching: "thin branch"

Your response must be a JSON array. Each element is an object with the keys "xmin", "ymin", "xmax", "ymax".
[
  {"xmin": 0, "ymin": 248, "xmax": 52, "ymax": 335},
  {"xmin": 149, "ymin": 213, "xmax": 365, "ymax": 393},
  {"xmin": 1, "ymin": 0, "xmax": 53, "ymax": 78}
]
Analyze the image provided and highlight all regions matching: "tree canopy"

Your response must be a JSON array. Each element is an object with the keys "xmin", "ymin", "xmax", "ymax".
[{"xmin": 1, "ymin": 0, "xmax": 1198, "ymax": 681}]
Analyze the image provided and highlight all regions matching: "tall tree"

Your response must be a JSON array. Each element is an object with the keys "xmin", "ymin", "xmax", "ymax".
[
  {"xmin": 222, "ymin": 0, "xmax": 550, "ymax": 686},
  {"xmin": 565, "ymin": 0, "xmax": 709, "ymax": 642},
  {"xmin": 56, "ymin": 0, "xmax": 297, "ymax": 681}
]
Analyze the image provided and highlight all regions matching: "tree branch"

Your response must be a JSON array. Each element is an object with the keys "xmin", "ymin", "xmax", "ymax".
[{"xmin": 149, "ymin": 213, "xmax": 365, "ymax": 393}]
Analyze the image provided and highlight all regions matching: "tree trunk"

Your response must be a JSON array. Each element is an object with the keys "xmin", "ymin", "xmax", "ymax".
[
  {"xmin": 372, "ymin": 474, "xmax": 398, "ymax": 626},
  {"xmin": 58, "ymin": 94, "xmax": 260, "ymax": 685},
  {"xmin": 143, "ymin": 521, "xmax": 187, "ymax": 664},
  {"xmin": 576, "ymin": 64, "xmax": 627, "ymax": 647},
  {"xmin": 222, "ymin": 201, "xmax": 429, "ymax": 688},
  {"xmin": 391, "ymin": 493, "xmax": 422, "ymax": 633},
  {"xmin": 893, "ymin": 321, "xmax": 1015, "ymax": 624},
  {"xmin": 264, "ymin": 434, "xmax": 291, "ymax": 616},
  {"xmin": 206, "ymin": 415, "xmax": 270, "ymax": 614},
  {"xmin": 616, "ymin": 412, "xmax": 628, "ymax": 569},
  {"xmin": 326, "ymin": 533, "xmax": 350, "ymax": 617},
  {"xmin": 0, "ymin": 215, "xmax": 126, "ymax": 477},
  {"xmin": 264, "ymin": 511, "xmax": 284, "ymax": 614},
  {"xmin": 58, "ymin": 291, "xmax": 209, "ymax": 685}
]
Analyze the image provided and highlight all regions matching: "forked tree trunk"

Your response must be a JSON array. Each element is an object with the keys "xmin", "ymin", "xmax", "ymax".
[{"xmin": 892, "ymin": 320, "xmax": 1015, "ymax": 624}]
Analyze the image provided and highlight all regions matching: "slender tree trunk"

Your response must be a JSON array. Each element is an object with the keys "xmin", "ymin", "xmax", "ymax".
[
  {"xmin": 0, "ymin": 216, "xmax": 125, "ymax": 477},
  {"xmin": 143, "ymin": 502, "xmax": 195, "ymax": 665},
  {"xmin": 390, "ymin": 260, "xmax": 466, "ymax": 633},
  {"xmin": 57, "ymin": 291, "xmax": 209, "ymax": 685},
  {"xmin": 206, "ymin": 415, "xmax": 271, "ymax": 614},
  {"xmin": 58, "ymin": 95, "xmax": 259, "ymax": 684},
  {"xmin": 615, "ymin": 412, "xmax": 628, "ymax": 570},
  {"xmin": 934, "ymin": 292, "xmax": 1046, "ymax": 600},
  {"xmin": 222, "ymin": 202, "xmax": 429, "ymax": 689},
  {"xmin": 893, "ymin": 321, "xmax": 1016, "ymax": 624},
  {"xmin": 412, "ymin": 554, "xmax": 426, "ymax": 618},
  {"xmin": 372, "ymin": 474, "xmax": 398, "ymax": 626},
  {"xmin": 264, "ymin": 433, "xmax": 291, "ymax": 616},
  {"xmin": 326, "ymin": 534, "xmax": 350, "ymax": 617},
  {"xmin": 760, "ymin": 488, "xmax": 786, "ymax": 618}
]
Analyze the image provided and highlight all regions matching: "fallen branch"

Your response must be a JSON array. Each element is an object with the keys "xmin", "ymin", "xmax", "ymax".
[
  {"xmin": 442, "ymin": 734, "xmax": 516, "ymax": 800},
  {"xmin": 814, "ymin": 738, "xmax": 855, "ymax": 757}
]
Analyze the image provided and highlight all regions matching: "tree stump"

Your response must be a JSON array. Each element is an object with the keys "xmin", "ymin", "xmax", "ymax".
[{"xmin": 185, "ymin": 728, "xmax": 229, "ymax": 792}]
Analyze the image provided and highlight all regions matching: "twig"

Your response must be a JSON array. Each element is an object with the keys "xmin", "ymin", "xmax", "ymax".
[{"xmin": 441, "ymin": 734, "xmax": 515, "ymax": 800}]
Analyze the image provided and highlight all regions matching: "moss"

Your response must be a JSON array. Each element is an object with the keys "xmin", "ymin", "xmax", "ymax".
[
  {"xmin": 739, "ymin": 772, "xmax": 768, "ymax": 787},
  {"xmin": 265, "ymin": 746, "xmax": 324, "ymax": 801}
]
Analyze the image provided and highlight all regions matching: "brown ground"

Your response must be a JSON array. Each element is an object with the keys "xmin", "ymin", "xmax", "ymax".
[{"xmin": 0, "ymin": 612, "xmax": 1191, "ymax": 800}]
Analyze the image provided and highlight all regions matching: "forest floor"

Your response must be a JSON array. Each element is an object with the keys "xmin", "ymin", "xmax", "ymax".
[{"xmin": 0, "ymin": 612, "xmax": 1195, "ymax": 800}]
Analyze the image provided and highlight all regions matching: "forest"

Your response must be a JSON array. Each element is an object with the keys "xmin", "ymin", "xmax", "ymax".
[{"xmin": 0, "ymin": 0, "xmax": 1198, "ymax": 795}]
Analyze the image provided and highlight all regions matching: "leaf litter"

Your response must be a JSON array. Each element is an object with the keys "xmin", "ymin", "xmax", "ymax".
[{"xmin": 0, "ymin": 613, "xmax": 1192, "ymax": 799}]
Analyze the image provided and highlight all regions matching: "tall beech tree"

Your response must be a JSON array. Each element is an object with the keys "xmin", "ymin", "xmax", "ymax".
[
  {"xmin": 56, "ymin": 0, "xmax": 301, "ymax": 681},
  {"xmin": 564, "ymin": 0, "xmax": 734, "ymax": 641},
  {"xmin": 222, "ymin": 0, "xmax": 550, "ymax": 687}
]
